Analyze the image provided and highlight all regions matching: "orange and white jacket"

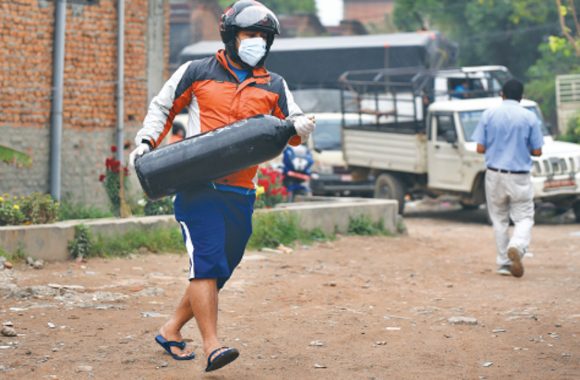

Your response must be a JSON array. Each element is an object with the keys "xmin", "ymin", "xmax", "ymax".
[{"xmin": 135, "ymin": 50, "xmax": 303, "ymax": 189}]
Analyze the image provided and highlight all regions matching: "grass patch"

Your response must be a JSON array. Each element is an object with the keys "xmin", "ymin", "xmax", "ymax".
[
  {"xmin": 248, "ymin": 211, "xmax": 331, "ymax": 249},
  {"xmin": 66, "ymin": 226, "xmax": 184, "ymax": 258},
  {"xmin": 347, "ymin": 214, "xmax": 392, "ymax": 236},
  {"xmin": 0, "ymin": 243, "xmax": 26, "ymax": 262},
  {"xmin": 91, "ymin": 228, "xmax": 184, "ymax": 258},
  {"xmin": 62, "ymin": 213, "xmax": 393, "ymax": 260}
]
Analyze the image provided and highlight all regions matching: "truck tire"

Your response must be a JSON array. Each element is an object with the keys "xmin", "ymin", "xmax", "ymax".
[
  {"xmin": 460, "ymin": 202, "xmax": 480, "ymax": 211},
  {"xmin": 574, "ymin": 201, "xmax": 580, "ymax": 223},
  {"xmin": 374, "ymin": 173, "xmax": 406, "ymax": 214}
]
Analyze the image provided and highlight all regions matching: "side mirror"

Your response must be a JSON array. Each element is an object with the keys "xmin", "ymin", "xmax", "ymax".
[{"xmin": 445, "ymin": 130, "xmax": 457, "ymax": 145}]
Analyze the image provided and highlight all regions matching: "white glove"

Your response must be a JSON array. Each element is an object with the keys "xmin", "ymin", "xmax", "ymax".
[
  {"xmin": 129, "ymin": 143, "xmax": 151, "ymax": 167},
  {"xmin": 292, "ymin": 115, "xmax": 315, "ymax": 138}
]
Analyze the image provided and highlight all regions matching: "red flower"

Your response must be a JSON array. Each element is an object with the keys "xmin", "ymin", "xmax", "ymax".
[
  {"xmin": 111, "ymin": 145, "xmax": 117, "ymax": 153},
  {"xmin": 258, "ymin": 178, "xmax": 269, "ymax": 192},
  {"xmin": 99, "ymin": 174, "xmax": 105, "ymax": 182}
]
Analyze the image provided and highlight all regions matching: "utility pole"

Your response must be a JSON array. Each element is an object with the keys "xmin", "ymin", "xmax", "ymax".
[{"xmin": 49, "ymin": 0, "xmax": 67, "ymax": 201}]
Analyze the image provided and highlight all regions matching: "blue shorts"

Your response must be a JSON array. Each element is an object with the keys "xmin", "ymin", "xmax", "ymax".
[{"xmin": 174, "ymin": 185, "xmax": 255, "ymax": 289}]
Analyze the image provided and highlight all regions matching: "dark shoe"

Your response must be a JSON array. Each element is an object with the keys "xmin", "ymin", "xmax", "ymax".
[
  {"xmin": 155, "ymin": 334, "xmax": 196, "ymax": 360},
  {"xmin": 205, "ymin": 346, "xmax": 239, "ymax": 372},
  {"xmin": 496, "ymin": 265, "xmax": 512, "ymax": 276},
  {"xmin": 507, "ymin": 247, "xmax": 524, "ymax": 278}
]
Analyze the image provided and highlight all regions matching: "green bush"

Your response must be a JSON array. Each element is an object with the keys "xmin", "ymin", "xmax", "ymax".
[
  {"xmin": 559, "ymin": 113, "xmax": 580, "ymax": 144},
  {"xmin": 347, "ymin": 215, "xmax": 392, "ymax": 236},
  {"xmin": 19, "ymin": 193, "xmax": 59, "ymax": 224},
  {"xmin": 59, "ymin": 201, "xmax": 113, "ymax": 221},
  {"xmin": 68, "ymin": 224, "xmax": 92, "ymax": 259},
  {"xmin": 144, "ymin": 197, "xmax": 174, "ymax": 216},
  {"xmin": 0, "ymin": 194, "xmax": 25, "ymax": 226},
  {"xmin": 0, "ymin": 193, "xmax": 59, "ymax": 226}
]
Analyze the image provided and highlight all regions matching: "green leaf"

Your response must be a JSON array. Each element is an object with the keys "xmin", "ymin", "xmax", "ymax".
[{"xmin": 0, "ymin": 145, "xmax": 32, "ymax": 167}]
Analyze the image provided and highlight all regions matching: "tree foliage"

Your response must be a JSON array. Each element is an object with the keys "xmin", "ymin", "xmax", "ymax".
[
  {"xmin": 393, "ymin": 0, "xmax": 560, "ymax": 78},
  {"xmin": 217, "ymin": 0, "xmax": 316, "ymax": 15}
]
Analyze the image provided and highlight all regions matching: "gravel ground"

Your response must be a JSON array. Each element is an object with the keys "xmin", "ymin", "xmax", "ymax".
[{"xmin": 0, "ymin": 207, "xmax": 579, "ymax": 379}]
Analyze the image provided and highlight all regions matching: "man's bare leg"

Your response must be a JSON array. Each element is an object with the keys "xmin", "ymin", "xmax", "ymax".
[
  {"xmin": 158, "ymin": 287, "xmax": 195, "ymax": 357},
  {"xmin": 186, "ymin": 278, "xmax": 225, "ymax": 357}
]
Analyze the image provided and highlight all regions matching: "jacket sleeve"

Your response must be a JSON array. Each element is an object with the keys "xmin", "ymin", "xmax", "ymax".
[
  {"xmin": 135, "ymin": 62, "xmax": 193, "ymax": 148},
  {"xmin": 273, "ymin": 78, "xmax": 304, "ymax": 146}
]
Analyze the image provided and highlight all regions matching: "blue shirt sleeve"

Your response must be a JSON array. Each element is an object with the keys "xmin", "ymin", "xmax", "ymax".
[
  {"xmin": 471, "ymin": 110, "xmax": 487, "ymax": 146},
  {"xmin": 528, "ymin": 115, "xmax": 544, "ymax": 150}
]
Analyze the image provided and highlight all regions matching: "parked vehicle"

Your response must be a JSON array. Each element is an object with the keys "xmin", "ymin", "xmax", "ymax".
[
  {"xmin": 340, "ymin": 66, "xmax": 580, "ymax": 221},
  {"xmin": 308, "ymin": 113, "xmax": 375, "ymax": 196},
  {"xmin": 179, "ymin": 32, "xmax": 457, "ymax": 89}
]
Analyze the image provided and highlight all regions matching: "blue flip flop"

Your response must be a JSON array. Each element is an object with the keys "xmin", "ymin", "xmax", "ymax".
[
  {"xmin": 205, "ymin": 346, "xmax": 239, "ymax": 372},
  {"xmin": 155, "ymin": 334, "xmax": 196, "ymax": 361}
]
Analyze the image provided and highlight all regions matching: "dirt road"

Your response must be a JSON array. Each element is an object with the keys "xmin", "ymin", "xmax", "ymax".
[{"xmin": 1, "ymin": 211, "xmax": 579, "ymax": 379}]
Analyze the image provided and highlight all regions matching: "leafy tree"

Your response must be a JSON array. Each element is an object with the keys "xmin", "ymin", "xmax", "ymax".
[
  {"xmin": 554, "ymin": 0, "xmax": 580, "ymax": 56},
  {"xmin": 526, "ymin": 0, "xmax": 580, "ymax": 127},
  {"xmin": 217, "ymin": 0, "xmax": 316, "ymax": 15},
  {"xmin": 526, "ymin": 38, "xmax": 580, "ymax": 125},
  {"xmin": 393, "ymin": 0, "xmax": 559, "ymax": 79}
]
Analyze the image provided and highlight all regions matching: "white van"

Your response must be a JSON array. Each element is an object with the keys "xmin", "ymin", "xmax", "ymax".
[{"xmin": 309, "ymin": 113, "xmax": 376, "ymax": 196}]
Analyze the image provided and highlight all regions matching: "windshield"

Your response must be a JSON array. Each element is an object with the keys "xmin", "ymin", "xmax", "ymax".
[
  {"xmin": 312, "ymin": 119, "xmax": 343, "ymax": 151},
  {"xmin": 459, "ymin": 106, "xmax": 550, "ymax": 142},
  {"xmin": 312, "ymin": 117, "xmax": 371, "ymax": 151}
]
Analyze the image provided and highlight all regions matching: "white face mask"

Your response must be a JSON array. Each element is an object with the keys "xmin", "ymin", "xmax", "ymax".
[{"xmin": 238, "ymin": 37, "xmax": 267, "ymax": 67}]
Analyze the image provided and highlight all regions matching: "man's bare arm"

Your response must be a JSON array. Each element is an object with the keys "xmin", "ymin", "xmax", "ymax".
[
  {"xmin": 476, "ymin": 144, "xmax": 486, "ymax": 154},
  {"xmin": 531, "ymin": 148, "xmax": 542, "ymax": 157}
]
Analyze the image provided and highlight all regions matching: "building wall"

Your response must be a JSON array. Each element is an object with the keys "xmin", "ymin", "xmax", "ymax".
[
  {"xmin": 0, "ymin": 0, "xmax": 168, "ymax": 206},
  {"xmin": 344, "ymin": 0, "xmax": 394, "ymax": 25}
]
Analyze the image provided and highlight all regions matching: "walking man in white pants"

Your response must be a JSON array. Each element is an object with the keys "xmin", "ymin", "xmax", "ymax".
[{"xmin": 471, "ymin": 79, "xmax": 544, "ymax": 277}]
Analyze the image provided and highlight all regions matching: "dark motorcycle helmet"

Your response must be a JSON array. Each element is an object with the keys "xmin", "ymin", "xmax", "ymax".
[{"xmin": 220, "ymin": 0, "xmax": 280, "ymax": 68}]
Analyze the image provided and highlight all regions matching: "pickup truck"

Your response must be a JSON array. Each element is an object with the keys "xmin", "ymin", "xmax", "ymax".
[{"xmin": 340, "ymin": 67, "xmax": 580, "ymax": 221}]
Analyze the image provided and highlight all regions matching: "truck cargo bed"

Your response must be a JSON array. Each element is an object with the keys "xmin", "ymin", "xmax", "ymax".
[{"xmin": 343, "ymin": 126, "xmax": 428, "ymax": 174}]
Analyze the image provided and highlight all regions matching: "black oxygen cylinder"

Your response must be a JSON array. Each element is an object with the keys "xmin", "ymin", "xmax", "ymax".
[{"xmin": 135, "ymin": 114, "xmax": 296, "ymax": 199}]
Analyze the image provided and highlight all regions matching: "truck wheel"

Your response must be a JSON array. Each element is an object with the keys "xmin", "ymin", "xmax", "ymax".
[
  {"xmin": 574, "ymin": 202, "xmax": 580, "ymax": 223},
  {"xmin": 374, "ymin": 173, "xmax": 406, "ymax": 214},
  {"xmin": 460, "ymin": 202, "xmax": 480, "ymax": 211}
]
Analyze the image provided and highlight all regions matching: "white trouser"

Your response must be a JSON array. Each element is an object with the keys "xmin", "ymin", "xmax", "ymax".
[{"xmin": 485, "ymin": 169, "xmax": 535, "ymax": 266}]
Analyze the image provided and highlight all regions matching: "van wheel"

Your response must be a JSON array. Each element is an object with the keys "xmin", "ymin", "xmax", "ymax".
[
  {"xmin": 573, "ymin": 201, "xmax": 580, "ymax": 223},
  {"xmin": 374, "ymin": 173, "xmax": 405, "ymax": 214}
]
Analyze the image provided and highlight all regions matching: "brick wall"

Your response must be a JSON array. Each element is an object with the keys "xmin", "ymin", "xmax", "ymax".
[
  {"xmin": 0, "ymin": 0, "xmax": 168, "ymax": 207},
  {"xmin": 344, "ymin": 0, "xmax": 394, "ymax": 25}
]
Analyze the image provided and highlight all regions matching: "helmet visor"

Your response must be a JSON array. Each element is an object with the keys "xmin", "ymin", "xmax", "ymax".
[{"xmin": 234, "ymin": 5, "xmax": 280, "ymax": 33}]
